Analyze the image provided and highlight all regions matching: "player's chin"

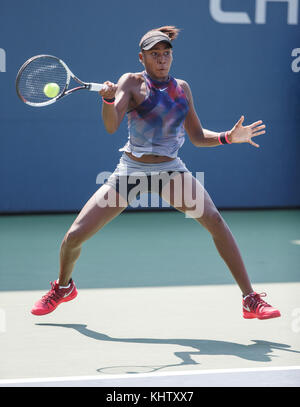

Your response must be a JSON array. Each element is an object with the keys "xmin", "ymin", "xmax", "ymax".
[{"xmin": 156, "ymin": 68, "xmax": 170, "ymax": 77}]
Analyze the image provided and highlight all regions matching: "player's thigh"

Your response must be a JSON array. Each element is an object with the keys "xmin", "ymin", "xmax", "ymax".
[
  {"xmin": 65, "ymin": 184, "xmax": 128, "ymax": 245},
  {"xmin": 160, "ymin": 172, "xmax": 222, "ymax": 227}
]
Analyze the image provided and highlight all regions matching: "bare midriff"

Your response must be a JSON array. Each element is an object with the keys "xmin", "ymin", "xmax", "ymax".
[{"xmin": 125, "ymin": 151, "xmax": 175, "ymax": 163}]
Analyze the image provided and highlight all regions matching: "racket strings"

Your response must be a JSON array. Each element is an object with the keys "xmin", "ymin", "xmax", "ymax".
[{"xmin": 17, "ymin": 57, "xmax": 68, "ymax": 103}]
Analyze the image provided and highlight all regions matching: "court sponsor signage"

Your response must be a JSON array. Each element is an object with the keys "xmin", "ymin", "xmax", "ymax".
[
  {"xmin": 292, "ymin": 48, "xmax": 300, "ymax": 72},
  {"xmin": 209, "ymin": 0, "xmax": 299, "ymax": 24},
  {"xmin": 0, "ymin": 48, "xmax": 6, "ymax": 72}
]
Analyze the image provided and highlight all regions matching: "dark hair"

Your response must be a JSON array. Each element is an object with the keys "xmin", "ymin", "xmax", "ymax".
[{"xmin": 151, "ymin": 25, "xmax": 180, "ymax": 41}]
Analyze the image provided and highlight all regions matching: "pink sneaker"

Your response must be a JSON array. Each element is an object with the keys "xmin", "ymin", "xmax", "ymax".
[
  {"xmin": 31, "ymin": 280, "xmax": 77, "ymax": 316},
  {"xmin": 243, "ymin": 292, "xmax": 281, "ymax": 320}
]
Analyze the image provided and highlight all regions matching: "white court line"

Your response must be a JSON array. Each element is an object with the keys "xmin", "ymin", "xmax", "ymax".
[{"xmin": 1, "ymin": 366, "xmax": 300, "ymax": 387}]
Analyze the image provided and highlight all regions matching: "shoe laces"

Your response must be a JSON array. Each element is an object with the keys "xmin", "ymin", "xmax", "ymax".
[
  {"xmin": 41, "ymin": 281, "xmax": 63, "ymax": 304},
  {"xmin": 246, "ymin": 292, "xmax": 271, "ymax": 311}
]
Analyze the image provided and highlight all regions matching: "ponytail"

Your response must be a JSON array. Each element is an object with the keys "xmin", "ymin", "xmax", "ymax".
[{"xmin": 153, "ymin": 26, "xmax": 180, "ymax": 41}]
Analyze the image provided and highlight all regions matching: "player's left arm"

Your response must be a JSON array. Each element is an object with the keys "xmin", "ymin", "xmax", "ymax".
[{"xmin": 179, "ymin": 80, "xmax": 266, "ymax": 148}]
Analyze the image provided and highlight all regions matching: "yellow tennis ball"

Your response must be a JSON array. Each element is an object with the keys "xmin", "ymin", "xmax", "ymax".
[{"xmin": 43, "ymin": 82, "xmax": 60, "ymax": 98}]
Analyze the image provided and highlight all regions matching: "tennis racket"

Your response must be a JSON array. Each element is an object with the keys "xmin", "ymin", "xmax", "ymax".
[{"xmin": 16, "ymin": 54, "xmax": 108, "ymax": 107}]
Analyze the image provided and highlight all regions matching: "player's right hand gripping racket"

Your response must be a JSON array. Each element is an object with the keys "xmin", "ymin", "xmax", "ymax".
[{"xmin": 16, "ymin": 54, "xmax": 108, "ymax": 107}]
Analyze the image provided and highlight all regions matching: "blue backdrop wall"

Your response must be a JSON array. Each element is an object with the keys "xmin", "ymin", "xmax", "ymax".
[{"xmin": 1, "ymin": 0, "xmax": 299, "ymax": 212}]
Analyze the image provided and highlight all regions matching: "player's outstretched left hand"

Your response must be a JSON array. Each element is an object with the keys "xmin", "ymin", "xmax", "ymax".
[{"xmin": 229, "ymin": 116, "xmax": 266, "ymax": 148}]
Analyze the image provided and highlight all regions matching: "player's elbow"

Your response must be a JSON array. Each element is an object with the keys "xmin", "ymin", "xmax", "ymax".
[
  {"xmin": 192, "ymin": 141, "xmax": 204, "ymax": 148},
  {"xmin": 188, "ymin": 133, "xmax": 205, "ymax": 147},
  {"xmin": 102, "ymin": 119, "xmax": 119, "ymax": 134},
  {"xmin": 105, "ymin": 125, "xmax": 118, "ymax": 134}
]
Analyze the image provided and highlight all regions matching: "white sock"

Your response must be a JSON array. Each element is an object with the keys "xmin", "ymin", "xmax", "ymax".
[
  {"xmin": 57, "ymin": 279, "xmax": 71, "ymax": 289},
  {"xmin": 243, "ymin": 292, "xmax": 255, "ymax": 299}
]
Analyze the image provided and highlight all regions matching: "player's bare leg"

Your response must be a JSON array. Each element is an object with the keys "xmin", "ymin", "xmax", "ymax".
[
  {"xmin": 161, "ymin": 172, "xmax": 253, "ymax": 296},
  {"xmin": 59, "ymin": 184, "xmax": 128, "ymax": 285},
  {"xmin": 31, "ymin": 184, "xmax": 127, "ymax": 315}
]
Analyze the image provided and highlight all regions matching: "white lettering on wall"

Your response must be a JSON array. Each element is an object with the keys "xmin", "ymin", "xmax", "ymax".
[
  {"xmin": 0, "ymin": 48, "xmax": 6, "ymax": 72},
  {"xmin": 255, "ymin": 0, "xmax": 299, "ymax": 24},
  {"xmin": 291, "ymin": 48, "xmax": 300, "ymax": 72},
  {"xmin": 209, "ymin": 0, "xmax": 299, "ymax": 24},
  {"xmin": 209, "ymin": 0, "xmax": 251, "ymax": 23}
]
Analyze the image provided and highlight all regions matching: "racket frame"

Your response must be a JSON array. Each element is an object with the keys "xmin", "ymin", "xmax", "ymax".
[{"xmin": 16, "ymin": 54, "xmax": 106, "ymax": 107}]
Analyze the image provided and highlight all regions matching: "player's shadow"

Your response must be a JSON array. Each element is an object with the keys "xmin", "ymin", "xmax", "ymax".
[{"xmin": 36, "ymin": 323, "xmax": 300, "ymax": 371}]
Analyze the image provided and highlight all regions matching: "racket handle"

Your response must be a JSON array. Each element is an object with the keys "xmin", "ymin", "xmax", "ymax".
[{"xmin": 88, "ymin": 83, "xmax": 108, "ymax": 92}]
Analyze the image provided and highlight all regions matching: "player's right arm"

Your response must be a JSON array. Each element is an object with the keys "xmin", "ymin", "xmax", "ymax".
[{"xmin": 100, "ymin": 73, "xmax": 135, "ymax": 134}]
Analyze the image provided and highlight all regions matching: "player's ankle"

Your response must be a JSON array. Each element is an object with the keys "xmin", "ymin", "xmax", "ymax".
[
  {"xmin": 57, "ymin": 278, "xmax": 72, "ymax": 288},
  {"xmin": 242, "ymin": 290, "xmax": 255, "ymax": 298}
]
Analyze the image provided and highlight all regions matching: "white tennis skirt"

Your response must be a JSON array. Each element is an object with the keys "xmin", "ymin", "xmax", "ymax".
[
  {"xmin": 101, "ymin": 153, "xmax": 190, "ymax": 203},
  {"xmin": 111, "ymin": 152, "xmax": 189, "ymax": 176}
]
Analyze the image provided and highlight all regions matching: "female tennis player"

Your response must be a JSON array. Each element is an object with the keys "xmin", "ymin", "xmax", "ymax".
[{"xmin": 31, "ymin": 26, "xmax": 280, "ymax": 320}]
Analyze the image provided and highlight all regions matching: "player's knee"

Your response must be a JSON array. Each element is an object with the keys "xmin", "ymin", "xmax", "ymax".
[
  {"xmin": 63, "ymin": 228, "xmax": 84, "ymax": 249},
  {"xmin": 200, "ymin": 210, "xmax": 224, "ymax": 232}
]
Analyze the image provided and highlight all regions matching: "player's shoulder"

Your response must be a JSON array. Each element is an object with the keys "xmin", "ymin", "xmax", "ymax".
[
  {"xmin": 175, "ymin": 78, "xmax": 190, "ymax": 91},
  {"xmin": 118, "ymin": 72, "xmax": 144, "ymax": 87},
  {"xmin": 174, "ymin": 78, "xmax": 192, "ymax": 100}
]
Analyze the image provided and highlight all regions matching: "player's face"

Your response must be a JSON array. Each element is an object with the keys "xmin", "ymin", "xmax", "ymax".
[{"xmin": 139, "ymin": 42, "xmax": 173, "ymax": 81}]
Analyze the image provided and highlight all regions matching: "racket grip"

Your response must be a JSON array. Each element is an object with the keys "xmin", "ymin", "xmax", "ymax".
[{"xmin": 88, "ymin": 83, "xmax": 108, "ymax": 92}]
